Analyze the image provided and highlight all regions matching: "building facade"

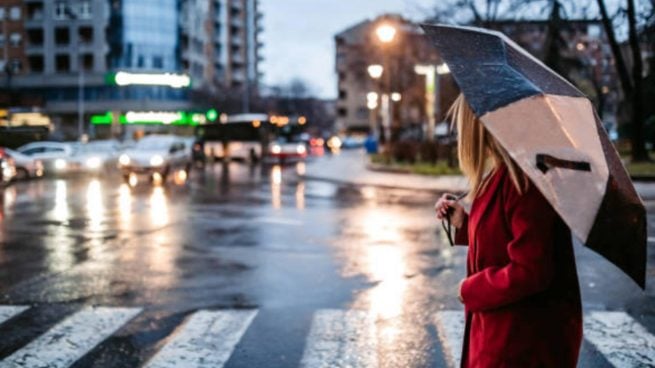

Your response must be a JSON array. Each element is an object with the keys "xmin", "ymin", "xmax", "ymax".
[
  {"xmin": 334, "ymin": 14, "xmax": 452, "ymax": 137},
  {"xmin": 0, "ymin": 0, "xmax": 263, "ymax": 139}
]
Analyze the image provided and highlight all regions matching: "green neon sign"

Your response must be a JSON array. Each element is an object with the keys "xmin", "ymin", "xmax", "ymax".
[{"xmin": 91, "ymin": 110, "xmax": 218, "ymax": 126}]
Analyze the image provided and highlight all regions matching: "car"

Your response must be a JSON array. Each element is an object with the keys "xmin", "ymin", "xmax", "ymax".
[
  {"xmin": 2, "ymin": 148, "xmax": 44, "ymax": 180},
  {"xmin": 266, "ymin": 138, "xmax": 307, "ymax": 163},
  {"xmin": 0, "ymin": 151, "xmax": 16, "ymax": 186},
  {"xmin": 17, "ymin": 141, "xmax": 76, "ymax": 175},
  {"xmin": 71, "ymin": 140, "xmax": 123, "ymax": 174},
  {"xmin": 118, "ymin": 135, "xmax": 192, "ymax": 184}
]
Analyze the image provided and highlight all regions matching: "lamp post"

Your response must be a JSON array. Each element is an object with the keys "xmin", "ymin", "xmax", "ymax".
[
  {"xmin": 64, "ymin": 6, "xmax": 85, "ymax": 141},
  {"xmin": 374, "ymin": 23, "xmax": 396, "ymax": 145},
  {"xmin": 415, "ymin": 63, "xmax": 450, "ymax": 142}
]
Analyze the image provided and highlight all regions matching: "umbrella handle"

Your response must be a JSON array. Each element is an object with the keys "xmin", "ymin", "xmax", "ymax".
[{"xmin": 536, "ymin": 154, "xmax": 591, "ymax": 174}]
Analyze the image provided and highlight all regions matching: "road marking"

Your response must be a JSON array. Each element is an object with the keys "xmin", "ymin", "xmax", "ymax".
[
  {"xmin": 434, "ymin": 311, "xmax": 465, "ymax": 368},
  {"xmin": 0, "ymin": 306, "xmax": 141, "ymax": 368},
  {"xmin": 254, "ymin": 217, "xmax": 303, "ymax": 226},
  {"xmin": 300, "ymin": 309, "xmax": 378, "ymax": 368},
  {"xmin": 144, "ymin": 309, "xmax": 257, "ymax": 368},
  {"xmin": 584, "ymin": 311, "xmax": 655, "ymax": 367},
  {"xmin": 0, "ymin": 305, "xmax": 29, "ymax": 325}
]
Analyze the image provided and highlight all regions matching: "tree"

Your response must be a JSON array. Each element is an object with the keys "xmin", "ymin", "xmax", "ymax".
[{"xmin": 596, "ymin": 0, "xmax": 649, "ymax": 161}]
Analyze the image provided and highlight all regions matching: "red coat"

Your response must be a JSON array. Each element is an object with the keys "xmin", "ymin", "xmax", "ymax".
[{"xmin": 455, "ymin": 164, "xmax": 582, "ymax": 368}]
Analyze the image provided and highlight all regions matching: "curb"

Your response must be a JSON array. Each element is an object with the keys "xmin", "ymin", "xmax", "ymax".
[{"xmin": 298, "ymin": 174, "xmax": 452, "ymax": 193}]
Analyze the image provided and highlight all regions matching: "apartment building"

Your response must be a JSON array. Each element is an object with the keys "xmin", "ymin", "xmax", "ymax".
[{"xmin": 0, "ymin": 0, "xmax": 27, "ymax": 76}]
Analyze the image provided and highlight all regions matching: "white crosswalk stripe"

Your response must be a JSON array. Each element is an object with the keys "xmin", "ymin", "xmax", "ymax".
[
  {"xmin": 0, "ymin": 306, "xmax": 141, "ymax": 368},
  {"xmin": 434, "ymin": 311, "xmax": 465, "ymax": 368},
  {"xmin": 584, "ymin": 311, "xmax": 655, "ymax": 367},
  {"xmin": 143, "ymin": 309, "xmax": 258, "ymax": 368},
  {"xmin": 433, "ymin": 310, "xmax": 655, "ymax": 368},
  {"xmin": 300, "ymin": 309, "xmax": 378, "ymax": 368},
  {"xmin": 0, "ymin": 305, "xmax": 654, "ymax": 367},
  {"xmin": 0, "ymin": 306, "xmax": 29, "ymax": 326}
]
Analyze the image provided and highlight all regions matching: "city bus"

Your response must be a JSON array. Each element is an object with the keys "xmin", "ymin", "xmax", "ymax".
[{"xmin": 194, "ymin": 113, "xmax": 271, "ymax": 162}]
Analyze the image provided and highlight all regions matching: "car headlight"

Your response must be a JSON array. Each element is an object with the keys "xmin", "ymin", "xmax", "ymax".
[
  {"xmin": 119, "ymin": 154, "xmax": 131, "ymax": 166},
  {"xmin": 296, "ymin": 145, "xmax": 306, "ymax": 154},
  {"xmin": 86, "ymin": 157, "xmax": 102, "ymax": 169},
  {"xmin": 54, "ymin": 159, "xmax": 67, "ymax": 170},
  {"xmin": 270, "ymin": 145, "xmax": 281, "ymax": 154},
  {"xmin": 150, "ymin": 155, "xmax": 164, "ymax": 167}
]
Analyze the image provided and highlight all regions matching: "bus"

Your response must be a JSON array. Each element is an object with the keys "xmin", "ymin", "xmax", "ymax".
[{"xmin": 194, "ymin": 113, "xmax": 271, "ymax": 162}]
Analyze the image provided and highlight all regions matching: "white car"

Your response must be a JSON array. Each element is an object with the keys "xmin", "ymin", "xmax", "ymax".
[
  {"xmin": 71, "ymin": 140, "xmax": 123, "ymax": 174},
  {"xmin": 3, "ymin": 148, "xmax": 44, "ymax": 179},
  {"xmin": 118, "ymin": 135, "xmax": 192, "ymax": 183},
  {"xmin": 17, "ymin": 141, "xmax": 76, "ymax": 175}
]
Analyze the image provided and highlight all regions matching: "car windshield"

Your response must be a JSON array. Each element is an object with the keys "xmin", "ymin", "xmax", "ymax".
[{"xmin": 136, "ymin": 138, "xmax": 174, "ymax": 150}]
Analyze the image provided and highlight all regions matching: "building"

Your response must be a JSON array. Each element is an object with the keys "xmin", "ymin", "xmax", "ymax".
[
  {"xmin": 0, "ymin": 0, "xmax": 27, "ymax": 76},
  {"xmin": 334, "ymin": 14, "xmax": 456, "ymax": 138},
  {"xmin": 180, "ymin": 0, "xmax": 262, "ymax": 91},
  {"xmin": 0, "ymin": 0, "xmax": 263, "ymax": 139}
]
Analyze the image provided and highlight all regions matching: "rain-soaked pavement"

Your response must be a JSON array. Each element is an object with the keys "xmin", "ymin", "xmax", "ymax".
[{"xmin": 0, "ymin": 155, "xmax": 654, "ymax": 368}]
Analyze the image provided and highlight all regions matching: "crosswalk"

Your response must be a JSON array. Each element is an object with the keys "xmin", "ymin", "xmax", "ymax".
[{"xmin": 0, "ymin": 305, "xmax": 653, "ymax": 367}]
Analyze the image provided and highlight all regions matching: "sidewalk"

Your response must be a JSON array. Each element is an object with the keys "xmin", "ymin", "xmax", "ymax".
[
  {"xmin": 302, "ymin": 150, "xmax": 655, "ymax": 200},
  {"xmin": 301, "ymin": 150, "xmax": 468, "ymax": 193}
]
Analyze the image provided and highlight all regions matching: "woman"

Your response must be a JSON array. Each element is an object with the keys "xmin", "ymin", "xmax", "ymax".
[{"xmin": 435, "ymin": 94, "xmax": 582, "ymax": 368}]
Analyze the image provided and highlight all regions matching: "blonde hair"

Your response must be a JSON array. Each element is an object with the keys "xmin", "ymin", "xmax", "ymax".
[{"xmin": 448, "ymin": 93, "xmax": 528, "ymax": 200}]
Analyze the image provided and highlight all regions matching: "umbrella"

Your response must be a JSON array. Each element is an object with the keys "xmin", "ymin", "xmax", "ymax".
[{"xmin": 421, "ymin": 23, "xmax": 647, "ymax": 288}]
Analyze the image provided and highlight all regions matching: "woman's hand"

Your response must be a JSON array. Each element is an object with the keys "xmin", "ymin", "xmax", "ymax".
[{"xmin": 435, "ymin": 193, "xmax": 466, "ymax": 229}]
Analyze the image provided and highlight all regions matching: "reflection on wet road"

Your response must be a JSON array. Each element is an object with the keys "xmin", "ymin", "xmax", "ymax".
[{"xmin": 0, "ymin": 159, "xmax": 653, "ymax": 367}]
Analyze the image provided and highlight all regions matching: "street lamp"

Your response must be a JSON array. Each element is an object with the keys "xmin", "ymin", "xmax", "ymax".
[
  {"xmin": 376, "ymin": 24, "xmax": 397, "ymax": 44},
  {"xmin": 391, "ymin": 92, "xmax": 402, "ymax": 102},
  {"xmin": 367, "ymin": 64, "xmax": 384, "ymax": 79},
  {"xmin": 415, "ymin": 63, "xmax": 451, "ymax": 142}
]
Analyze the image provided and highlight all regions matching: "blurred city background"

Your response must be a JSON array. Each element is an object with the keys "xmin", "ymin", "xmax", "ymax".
[{"xmin": 0, "ymin": 1, "xmax": 653, "ymax": 367}]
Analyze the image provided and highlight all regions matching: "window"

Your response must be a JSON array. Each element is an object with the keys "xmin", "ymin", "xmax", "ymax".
[
  {"xmin": 0, "ymin": 8, "xmax": 5, "ymax": 20},
  {"xmin": 9, "ymin": 6, "xmax": 21, "ymax": 20},
  {"xmin": 0, "ymin": 34, "xmax": 5, "ymax": 47},
  {"xmin": 55, "ymin": 27, "xmax": 70, "ymax": 45},
  {"xmin": 9, "ymin": 33, "xmax": 21, "ymax": 47},
  {"xmin": 78, "ymin": 26, "xmax": 93, "ymax": 43},
  {"xmin": 28, "ymin": 55, "xmax": 44, "ymax": 73},
  {"xmin": 10, "ymin": 59, "xmax": 21, "ymax": 73},
  {"xmin": 137, "ymin": 55, "xmax": 145, "ymax": 68},
  {"xmin": 27, "ymin": 29, "xmax": 44, "ymax": 46},
  {"xmin": 338, "ymin": 89, "xmax": 347, "ymax": 99},
  {"xmin": 26, "ymin": 2, "xmax": 44, "ymax": 20},
  {"xmin": 153, "ymin": 56, "xmax": 163, "ymax": 69},
  {"xmin": 79, "ymin": 1, "xmax": 91, "ymax": 19},
  {"xmin": 56, "ymin": 54, "xmax": 70, "ymax": 72},
  {"xmin": 82, "ymin": 54, "xmax": 93, "ymax": 70},
  {"xmin": 338, "ymin": 107, "xmax": 347, "ymax": 117},
  {"xmin": 54, "ymin": 3, "xmax": 67, "ymax": 20}
]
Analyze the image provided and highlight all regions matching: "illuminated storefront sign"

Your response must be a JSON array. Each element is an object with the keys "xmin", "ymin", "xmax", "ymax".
[
  {"xmin": 106, "ymin": 71, "xmax": 192, "ymax": 88},
  {"xmin": 91, "ymin": 110, "xmax": 215, "ymax": 126}
]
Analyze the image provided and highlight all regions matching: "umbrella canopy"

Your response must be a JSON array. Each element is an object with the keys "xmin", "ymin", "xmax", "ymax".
[{"xmin": 422, "ymin": 23, "xmax": 646, "ymax": 288}]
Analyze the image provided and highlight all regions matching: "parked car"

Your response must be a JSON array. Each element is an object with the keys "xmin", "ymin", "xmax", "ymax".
[
  {"xmin": 0, "ymin": 152, "xmax": 16, "ymax": 186},
  {"xmin": 2, "ymin": 148, "xmax": 44, "ymax": 179},
  {"xmin": 118, "ymin": 135, "xmax": 192, "ymax": 183},
  {"xmin": 17, "ymin": 141, "xmax": 76, "ymax": 175},
  {"xmin": 266, "ymin": 138, "xmax": 307, "ymax": 163},
  {"xmin": 71, "ymin": 140, "xmax": 123, "ymax": 174}
]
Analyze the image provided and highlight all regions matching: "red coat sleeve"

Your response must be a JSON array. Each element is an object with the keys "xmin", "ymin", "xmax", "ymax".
[
  {"xmin": 454, "ymin": 214, "xmax": 469, "ymax": 246},
  {"xmin": 460, "ymin": 175, "xmax": 557, "ymax": 312}
]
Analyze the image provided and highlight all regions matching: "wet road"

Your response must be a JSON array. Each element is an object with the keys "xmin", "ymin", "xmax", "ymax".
[{"xmin": 0, "ymin": 157, "xmax": 653, "ymax": 367}]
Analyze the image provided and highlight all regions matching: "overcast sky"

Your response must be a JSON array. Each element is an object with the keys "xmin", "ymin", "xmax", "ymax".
[{"xmin": 259, "ymin": 0, "xmax": 438, "ymax": 99}]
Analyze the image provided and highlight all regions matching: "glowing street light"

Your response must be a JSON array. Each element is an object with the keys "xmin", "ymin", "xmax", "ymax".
[
  {"xmin": 367, "ymin": 64, "xmax": 384, "ymax": 79},
  {"xmin": 391, "ymin": 92, "xmax": 402, "ymax": 102},
  {"xmin": 376, "ymin": 24, "xmax": 397, "ymax": 43}
]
